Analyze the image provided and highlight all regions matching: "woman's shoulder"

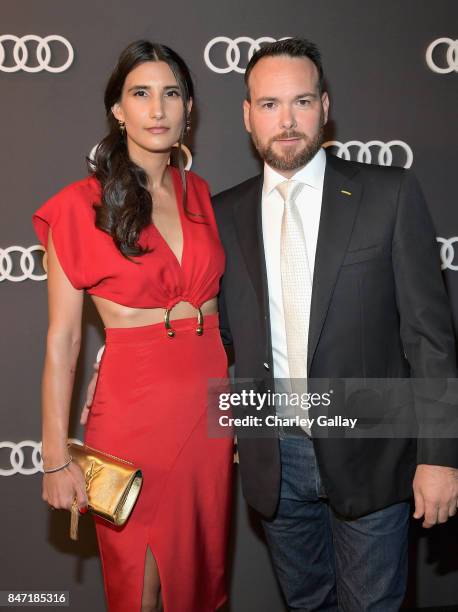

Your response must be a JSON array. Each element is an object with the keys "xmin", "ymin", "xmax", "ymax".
[
  {"xmin": 32, "ymin": 176, "xmax": 103, "ymax": 289},
  {"xmin": 33, "ymin": 175, "xmax": 103, "ymax": 248},
  {"xmin": 45, "ymin": 174, "xmax": 102, "ymax": 208},
  {"xmin": 34, "ymin": 175, "xmax": 102, "ymax": 227}
]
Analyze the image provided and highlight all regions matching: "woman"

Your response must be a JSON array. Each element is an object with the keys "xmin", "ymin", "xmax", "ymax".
[{"xmin": 33, "ymin": 40, "xmax": 233, "ymax": 612}]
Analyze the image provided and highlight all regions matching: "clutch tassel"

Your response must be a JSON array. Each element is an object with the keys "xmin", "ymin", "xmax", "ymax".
[{"xmin": 70, "ymin": 498, "xmax": 79, "ymax": 541}]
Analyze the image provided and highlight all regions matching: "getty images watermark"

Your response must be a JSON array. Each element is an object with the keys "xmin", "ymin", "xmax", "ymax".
[
  {"xmin": 217, "ymin": 388, "xmax": 358, "ymax": 431},
  {"xmin": 206, "ymin": 378, "xmax": 458, "ymax": 439}
]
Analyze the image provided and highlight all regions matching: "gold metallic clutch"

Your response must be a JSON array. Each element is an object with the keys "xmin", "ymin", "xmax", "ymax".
[{"xmin": 67, "ymin": 441, "xmax": 143, "ymax": 540}]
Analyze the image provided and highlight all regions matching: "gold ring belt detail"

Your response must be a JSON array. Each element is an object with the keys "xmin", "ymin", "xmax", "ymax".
[{"xmin": 164, "ymin": 306, "xmax": 204, "ymax": 338}]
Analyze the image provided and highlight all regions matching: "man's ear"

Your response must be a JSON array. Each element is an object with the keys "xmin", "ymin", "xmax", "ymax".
[
  {"xmin": 243, "ymin": 99, "xmax": 252, "ymax": 134},
  {"xmin": 321, "ymin": 91, "xmax": 330, "ymax": 125}
]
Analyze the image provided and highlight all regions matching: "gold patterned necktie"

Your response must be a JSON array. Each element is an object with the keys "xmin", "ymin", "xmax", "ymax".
[{"xmin": 277, "ymin": 180, "xmax": 312, "ymax": 435}]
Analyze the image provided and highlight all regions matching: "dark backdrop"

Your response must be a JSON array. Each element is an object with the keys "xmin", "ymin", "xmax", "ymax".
[{"xmin": 1, "ymin": 1, "xmax": 457, "ymax": 609}]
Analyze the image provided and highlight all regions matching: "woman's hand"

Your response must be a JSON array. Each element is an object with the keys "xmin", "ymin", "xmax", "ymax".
[{"xmin": 42, "ymin": 461, "xmax": 88, "ymax": 512}]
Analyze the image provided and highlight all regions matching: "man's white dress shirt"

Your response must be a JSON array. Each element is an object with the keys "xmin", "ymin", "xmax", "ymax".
[{"xmin": 261, "ymin": 147, "xmax": 326, "ymax": 381}]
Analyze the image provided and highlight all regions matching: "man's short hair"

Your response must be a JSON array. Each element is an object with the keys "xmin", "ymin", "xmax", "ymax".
[{"xmin": 244, "ymin": 37, "xmax": 325, "ymax": 100}]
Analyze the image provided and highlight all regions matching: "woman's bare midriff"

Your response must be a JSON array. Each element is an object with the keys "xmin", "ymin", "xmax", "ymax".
[{"xmin": 91, "ymin": 295, "xmax": 218, "ymax": 329}]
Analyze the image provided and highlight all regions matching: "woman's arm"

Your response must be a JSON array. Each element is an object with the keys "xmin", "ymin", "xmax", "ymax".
[{"xmin": 41, "ymin": 229, "xmax": 88, "ymax": 511}]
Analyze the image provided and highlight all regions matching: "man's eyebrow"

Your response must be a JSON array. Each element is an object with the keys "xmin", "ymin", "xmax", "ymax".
[
  {"xmin": 256, "ymin": 96, "xmax": 280, "ymax": 103},
  {"xmin": 255, "ymin": 92, "xmax": 319, "ymax": 103}
]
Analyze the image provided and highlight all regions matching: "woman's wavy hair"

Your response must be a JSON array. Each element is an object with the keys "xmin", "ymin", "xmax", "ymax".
[{"xmin": 89, "ymin": 40, "xmax": 194, "ymax": 258}]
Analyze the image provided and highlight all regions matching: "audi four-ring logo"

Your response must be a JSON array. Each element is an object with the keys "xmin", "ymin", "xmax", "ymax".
[
  {"xmin": 437, "ymin": 237, "xmax": 458, "ymax": 271},
  {"xmin": 323, "ymin": 140, "xmax": 413, "ymax": 169},
  {"xmin": 89, "ymin": 142, "xmax": 193, "ymax": 171},
  {"xmin": 0, "ymin": 246, "xmax": 47, "ymax": 282},
  {"xmin": 0, "ymin": 35, "xmax": 74, "ymax": 73},
  {"xmin": 0, "ymin": 439, "xmax": 82, "ymax": 476},
  {"xmin": 204, "ymin": 36, "xmax": 290, "ymax": 73},
  {"xmin": 426, "ymin": 38, "xmax": 458, "ymax": 74},
  {"xmin": 0, "ymin": 441, "xmax": 42, "ymax": 476}
]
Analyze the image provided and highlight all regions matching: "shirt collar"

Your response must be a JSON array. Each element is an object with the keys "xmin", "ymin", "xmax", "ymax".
[{"xmin": 262, "ymin": 147, "xmax": 326, "ymax": 198}]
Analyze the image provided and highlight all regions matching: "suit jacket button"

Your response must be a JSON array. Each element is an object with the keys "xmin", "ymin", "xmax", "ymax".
[{"xmin": 263, "ymin": 362, "xmax": 270, "ymax": 370}]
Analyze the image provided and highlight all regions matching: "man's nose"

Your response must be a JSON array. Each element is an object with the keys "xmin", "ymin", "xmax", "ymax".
[{"xmin": 279, "ymin": 105, "xmax": 296, "ymax": 130}]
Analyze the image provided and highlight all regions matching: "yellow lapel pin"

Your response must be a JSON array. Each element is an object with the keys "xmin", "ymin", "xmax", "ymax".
[{"xmin": 340, "ymin": 189, "xmax": 352, "ymax": 196}]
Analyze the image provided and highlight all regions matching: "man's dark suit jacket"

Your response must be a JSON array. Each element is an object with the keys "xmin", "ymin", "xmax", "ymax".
[{"xmin": 212, "ymin": 151, "xmax": 458, "ymax": 520}]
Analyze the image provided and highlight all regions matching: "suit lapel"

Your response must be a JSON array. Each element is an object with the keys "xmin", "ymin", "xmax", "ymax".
[
  {"xmin": 230, "ymin": 157, "xmax": 362, "ymax": 376},
  {"xmin": 233, "ymin": 174, "xmax": 269, "ymax": 323},
  {"xmin": 307, "ymin": 154, "xmax": 362, "ymax": 373}
]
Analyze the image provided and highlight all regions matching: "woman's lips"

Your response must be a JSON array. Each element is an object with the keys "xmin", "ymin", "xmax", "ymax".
[{"xmin": 145, "ymin": 127, "xmax": 170, "ymax": 134}]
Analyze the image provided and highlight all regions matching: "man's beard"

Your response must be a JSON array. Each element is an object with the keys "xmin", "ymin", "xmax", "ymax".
[{"xmin": 251, "ymin": 122, "xmax": 324, "ymax": 172}]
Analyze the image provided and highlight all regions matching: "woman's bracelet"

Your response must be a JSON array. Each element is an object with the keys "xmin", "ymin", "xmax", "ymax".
[{"xmin": 43, "ymin": 456, "xmax": 73, "ymax": 474}]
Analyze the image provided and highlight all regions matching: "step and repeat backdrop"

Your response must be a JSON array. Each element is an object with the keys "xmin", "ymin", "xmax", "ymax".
[{"xmin": 1, "ymin": 1, "xmax": 457, "ymax": 610}]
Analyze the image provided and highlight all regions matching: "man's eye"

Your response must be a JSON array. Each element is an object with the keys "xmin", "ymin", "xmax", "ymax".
[
  {"xmin": 166, "ymin": 90, "xmax": 181, "ymax": 97},
  {"xmin": 262, "ymin": 102, "xmax": 276, "ymax": 109},
  {"xmin": 298, "ymin": 98, "xmax": 311, "ymax": 106},
  {"xmin": 134, "ymin": 90, "xmax": 147, "ymax": 97}
]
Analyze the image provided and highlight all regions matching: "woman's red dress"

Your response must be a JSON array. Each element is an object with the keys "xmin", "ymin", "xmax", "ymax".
[{"xmin": 33, "ymin": 167, "xmax": 233, "ymax": 612}]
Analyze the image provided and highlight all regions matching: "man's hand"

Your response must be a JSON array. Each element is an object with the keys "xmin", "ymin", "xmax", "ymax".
[
  {"xmin": 80, "ymin": 362, "xmax": 99, "ymax": 425},
  {"xmin": 413, "ymin": 464, "xmax": 458, "ymax": 528}
]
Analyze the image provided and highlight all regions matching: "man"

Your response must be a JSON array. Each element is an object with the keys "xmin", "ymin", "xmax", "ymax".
[{"xmin": 212, "ymin": 38, "xmax": 458, "ymax": 610}]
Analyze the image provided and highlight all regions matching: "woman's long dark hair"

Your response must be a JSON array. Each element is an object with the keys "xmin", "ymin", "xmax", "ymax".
[{"xmin": 90, "ymin": 40, "xmax": 194, "ymax": 258}]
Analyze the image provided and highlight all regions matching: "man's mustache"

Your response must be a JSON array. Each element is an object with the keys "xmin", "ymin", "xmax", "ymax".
[{"xmin": 271, "ymin": 131, "xmax": 307, "ymax": 142}]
